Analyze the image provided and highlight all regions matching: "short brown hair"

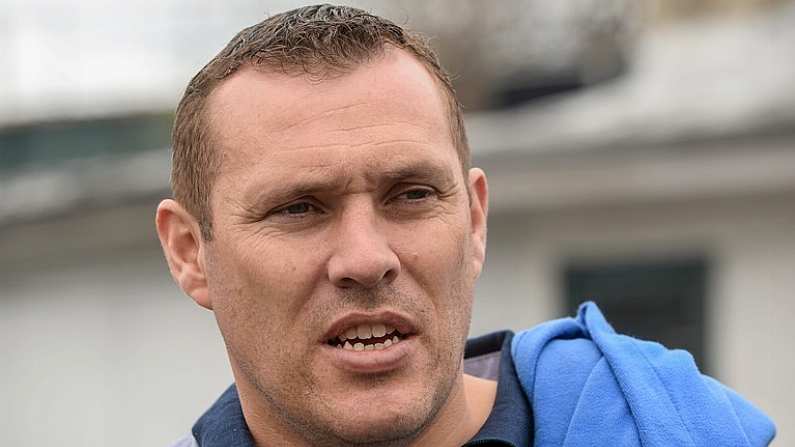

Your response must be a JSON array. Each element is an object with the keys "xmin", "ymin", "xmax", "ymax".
[{"xmin": 171, "ymin": 4, "xmax": 469, "ymax": 240}]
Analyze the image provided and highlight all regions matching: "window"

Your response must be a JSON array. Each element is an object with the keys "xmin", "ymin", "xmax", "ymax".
[
  {"xmin": 563, "ymin": 257, "xmax": 709, "ymax": 372},
  {"xmin": 0, "ymin": 113, "xmax": 173, "ymax": 173}
]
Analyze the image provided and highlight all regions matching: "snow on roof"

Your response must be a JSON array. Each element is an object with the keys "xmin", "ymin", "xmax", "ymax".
[{"xmin": 468, "ymin": 2, "xmax": 795, "ymax": 159}]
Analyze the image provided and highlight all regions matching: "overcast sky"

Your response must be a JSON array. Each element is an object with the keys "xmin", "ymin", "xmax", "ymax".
[{"xmin": 0, "ymin": 0, "xmax": 344, "ymax": 124}]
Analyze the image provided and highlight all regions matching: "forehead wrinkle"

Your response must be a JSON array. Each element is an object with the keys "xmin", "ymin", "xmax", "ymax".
[
  {"xmin": 272, "ymin": 101, "xmax": 371, "ymax": 134},
  {"xmin": 279, "ymin": 138, "xmax": 433, "ymax": 152},
  {"xmin": 351, "ymin": 139, "xmax": 433, "ymax": 150},
  {"xmin": 324, "ymin": 120, "xmax": 433, "ymax": 134},
  {"xmin": 272, "ymin": 118, "xmax": 440, "ymax": 153},
  {"xmin": 266, "ymin": 141, "xmax": 456, "ymax": 184}
]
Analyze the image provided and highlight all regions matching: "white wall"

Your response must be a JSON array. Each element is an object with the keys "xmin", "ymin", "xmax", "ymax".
[
  {"xmin": 0, "ymin": 247, "xmax": 231, "ymax": 446},
  {"xmin": 0, "ymin": 203, "xmax": 233, "ymax": 446}
]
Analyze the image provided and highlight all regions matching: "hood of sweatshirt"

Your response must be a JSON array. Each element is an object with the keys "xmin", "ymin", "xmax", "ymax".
[{"xmin": 511, "ymin": 302, "xmax": 776, "ymax": 447}]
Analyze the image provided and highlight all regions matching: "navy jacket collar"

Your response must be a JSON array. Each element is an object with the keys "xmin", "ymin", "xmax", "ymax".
[
  {"xmin": 192, "ymin": 384, "xmax": 254, "ymax": 447},
  {"xmin": 463, "ymin": 331, "xmax": 532, "ymax": 447}
]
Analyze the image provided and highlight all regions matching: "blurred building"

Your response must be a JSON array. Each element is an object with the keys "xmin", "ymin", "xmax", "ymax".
[{"xmin": 1, "ymin": 1, "xmax": 793, "ymax": 446}]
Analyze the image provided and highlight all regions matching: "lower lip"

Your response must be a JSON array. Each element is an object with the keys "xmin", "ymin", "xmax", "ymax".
[{"xmin": 321, "ymin": 337, "xmax": 415, "ymax": 374}]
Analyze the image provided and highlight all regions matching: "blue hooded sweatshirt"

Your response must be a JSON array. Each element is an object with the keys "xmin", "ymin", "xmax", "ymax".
[{"xmin": 511, "ymin": 302, "xmax": 776, "ymax": 446}]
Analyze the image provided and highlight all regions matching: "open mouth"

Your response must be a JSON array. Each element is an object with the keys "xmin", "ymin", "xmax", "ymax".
[{"xmin": 327, "ymin": 323, "xmax": 407, "ymax": 351}]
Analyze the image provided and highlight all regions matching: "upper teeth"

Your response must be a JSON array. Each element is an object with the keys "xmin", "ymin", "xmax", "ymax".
[{"xmin": 339, "ymin": 323, "xmax": 396, "ymax": 342}]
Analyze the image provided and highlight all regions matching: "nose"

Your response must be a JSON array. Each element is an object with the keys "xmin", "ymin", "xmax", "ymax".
[{"xmin": 327, "ymin": 202, "xmax": 400, "ymax": 289}]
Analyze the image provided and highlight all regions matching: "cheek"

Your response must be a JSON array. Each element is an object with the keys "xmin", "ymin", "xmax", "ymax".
[
  {"xmin": 396, "ymin": 218, "xmax": 470, "ymax": 291},
  {"xmin": 393, "ymin": 218, "xmax": 475, "ymax": 350},
  {"xmin": 206, "ymin": 243, "xmax": 328, "ymax": 397},
  {"xmin": 205, "ymin": 237, "xmax": 327, "ymax": 351},
  {"xmin": 226, "ymin": 235, "xmax": 321, "ymax": 297}
]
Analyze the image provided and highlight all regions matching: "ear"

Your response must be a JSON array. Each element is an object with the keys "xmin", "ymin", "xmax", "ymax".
[
  {"xmin": 467, "ymin": 168, "xmax": 489, "ymax": 277},
  {"xmin": 155, "ymin": 199, "xmax": 212, "ymax": 309}
]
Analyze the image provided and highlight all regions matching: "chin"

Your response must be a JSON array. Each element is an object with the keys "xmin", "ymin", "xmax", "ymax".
[
  {"xmin": 307, "ymin": 345, "xmax": 464, "ymax": 445},
  {"xmin": 326, "ymin": 405, "xmax": 430, "ymax": 446},
  {"xmin": 314, "ymin": 379, "xmax": 443, "ymax": 445}
]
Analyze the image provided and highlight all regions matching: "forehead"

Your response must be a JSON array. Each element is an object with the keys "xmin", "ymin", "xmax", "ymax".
[{"xmin": 204, "ymin": 48, "xmax": 457, "ymax": 182}]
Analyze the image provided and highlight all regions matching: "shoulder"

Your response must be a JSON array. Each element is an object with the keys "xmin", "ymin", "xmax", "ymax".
[{"xmin": 510, "ymin": 302, "xmax": 776, "ymax": 447}]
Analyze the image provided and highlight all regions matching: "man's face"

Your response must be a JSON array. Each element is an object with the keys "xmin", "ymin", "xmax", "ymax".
[{"xmin": 202, "ymin": 49, "xmax": 487, "ymax": 445}]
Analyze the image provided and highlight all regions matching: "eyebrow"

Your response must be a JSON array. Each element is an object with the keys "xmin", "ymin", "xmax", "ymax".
[
  {"xmin": 244, "ymin": 159, "xmax": 457, "ymax": 208},
  {"xmin": 243, "ymin": 174, "xmax": 342, "ymax": 209}
]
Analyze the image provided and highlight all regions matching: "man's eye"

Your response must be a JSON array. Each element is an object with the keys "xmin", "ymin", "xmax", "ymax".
[
  {"xmin": 275, "ymin": 202, "xmax": 318, "ymax": 216},
  {"xmin": 396, "ymin": 188, "xmax": 435, "ymax": 201}
]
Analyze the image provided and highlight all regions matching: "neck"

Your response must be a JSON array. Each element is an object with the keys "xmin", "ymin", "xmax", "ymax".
[{"xmin": 406, "ymin": 373, "xmax": 497, "ymax": 447}]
